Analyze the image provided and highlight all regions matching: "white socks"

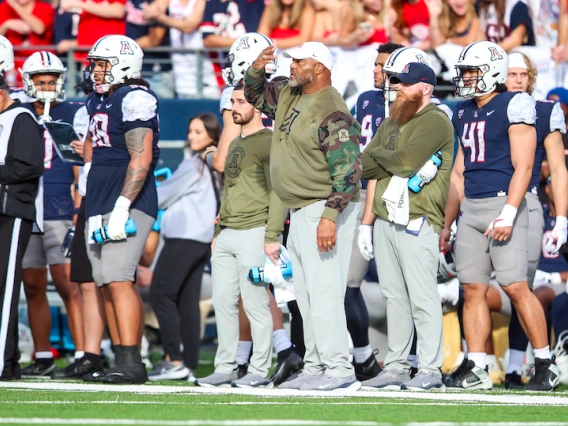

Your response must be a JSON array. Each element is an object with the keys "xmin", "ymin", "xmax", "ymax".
[
  {"xmin": 74, "ymin": 351, "xmax": 85, "ymax": 361},
  {"xmin": 35, "ymin": 351, "xmax": 53, "ymax": 360},
  {"xmin": 236, "ymin": 341, "xmax": 252, "ymax": 365},
  {"xmin": 353, "ymin": 345, "xmax": 373, "ymax": 364},
  {"xmin": 534, "ymin": 345, "xmax": 551, "ymax": 360},
  {"xmin": 469, "ymin": 352, "xmax": 486, "ymax": 369},
  {"xmin": 273, "ymin": 329, "xmax": 292, "ymax": 354},
  {"xmin": 506, "ymin": 349, "xmax": 525, "ymax": 374}
]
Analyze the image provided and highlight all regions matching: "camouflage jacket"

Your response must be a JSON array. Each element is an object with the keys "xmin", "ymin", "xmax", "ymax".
[{"xmin": 244, "ymin": 66, "xmax": 361, "ymax": 221}]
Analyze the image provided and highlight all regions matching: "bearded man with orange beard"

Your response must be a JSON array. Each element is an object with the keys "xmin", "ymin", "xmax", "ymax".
[{"xmin": 360, "ymin": 62, "xmax": 455, "ymax": 392}]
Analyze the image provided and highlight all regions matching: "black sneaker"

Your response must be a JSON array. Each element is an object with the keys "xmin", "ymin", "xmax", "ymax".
[
  {"xmin": 354, "ymin": 350, "xmax": 382, "ymax": 382},
  {"xmin": 445, "ymin": 357, "xmax": 469, "ymax": 387},
  {"xmin": 446, "ymin": 359, "xmax": 492, "ymax": 391},
  {"xmin": 237, "ymin": 364, "xmax": 248, "ymax": 379},
  {"xmin": 53, "ymin": 358, "xmax": 103, "ymax": 380},
  {"xmin": 98, "ymin": 363, "xmax": 148, "ymax": 384},
  {"xmin": 21, "ymin": 361, "xmax": 56, "ymax": 379},
  {"xmin": 83, "ymin": 368, "xmax": 107, "ymax": 382},
  {"xmin": 527, "ymin": 358, "xmax": 559, "ymax": 392},
  {"xmin": 505, "ymin": 371, "xmax": 524, "ymax": 390},
  {"xmin": 271, "ymin": 350, "xmax": 304, "ymax": 386}
]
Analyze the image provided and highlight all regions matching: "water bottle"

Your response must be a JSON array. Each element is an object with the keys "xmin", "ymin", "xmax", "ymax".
[
  {"xmin": 408, "ymin": 151, "xmax": 443, "ymax": 193},
  {"xmin": 248, "ymin": 250, "xmax": 293, "ymax": 284},
  {"xmin": 93, "ymin": 219, "xmax": 137, "ymax": 243}
]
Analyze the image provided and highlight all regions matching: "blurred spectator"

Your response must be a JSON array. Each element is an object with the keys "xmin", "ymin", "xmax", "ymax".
[
  {"xmin": 200, "ymin": 0, "xmax": 266, "ymax": 89},
  {"xmin": 148, "ymin": 113, "xmax": 220, "ymax": 382},
  {"xmin": 309, "ymin": 0, "xmax": 342, "ymax": 45},
  {"xmin": 0, "ymin": 0, "xmax": 54, "ymax": 80},
  {"xmin": 427, "ymin": 0, "xmax": 483, "ymax": 48},
  {"xmin": 143, "ymin": 0, "xmax": 218, "ymax": 98},
  {"xmin": 60, "ymin": 0, "xmax": 126, "ymax": 61},
  {"xmin": 53, "ymin": 0, "xmax": 80, "ymax": 56},
  {"xmin": 552, "ymin": 0, "xmax": 567, "ymax": 63},
  {"xmin": 126, "ymin": 0, "xmax": 174, "ymax": 98},
  {"xmin": 389, "ymin": 0, "xmax": 431, "ymax": 49},
  {"xmin": 477, "ymin": 0, "xmax": 534, "ymax": 51},
  {"xmin": 257, "ymin": 0, "xmax": 315, "ymax": 49},
  {"xmin": 338, "ymin": 0, "xmax": 388, "ymax": 49}
]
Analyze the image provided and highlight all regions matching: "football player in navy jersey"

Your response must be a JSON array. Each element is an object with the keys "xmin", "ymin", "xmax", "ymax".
[
  {"xmin": 346, "ymin": 42, "xmax": 401, "ymax": 382},
  {"xmin": 441, "ymin": 41, "xmax": 559, "ymax": 391},
  {"xmin": 17, "ymin": 52, "xmax": 89, "ymax": 379},
  {"xmin": 83, "ymin": 34, "xmax": 160, "ymax": 384},
  {"xmin": 500, "ymin": 52, "xmax": 568, "ymax": 389}
]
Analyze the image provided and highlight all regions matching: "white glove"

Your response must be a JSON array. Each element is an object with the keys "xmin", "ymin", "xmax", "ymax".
[
  {"xmin": 533, "ymin": 269, "xmax": 563, "ymax": 288},
  {"xmin": 83, "ymin": 162, "xmax": 91, "ymax": 179},
  {"xmin": 487, "ymin": 204, "xmax": 517, "ymax": 231},
  {"xmin": 545, "ymin": 216, "xmax": 568, "ymax": 254},
  {"xmin": 357, "ymin": 224, "xmax": 374, "ymax": 261},
  {"xmin": 106, "ymin": 196, "xmax": 131, "ymax": 241}
]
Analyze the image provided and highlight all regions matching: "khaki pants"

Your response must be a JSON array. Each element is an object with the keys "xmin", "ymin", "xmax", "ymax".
[{"xmin": 288, "ymin": 200, "xmax": 359, "ymax": 378}]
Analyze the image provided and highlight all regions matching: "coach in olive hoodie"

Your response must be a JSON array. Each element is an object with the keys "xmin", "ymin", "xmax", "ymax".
[{"xmin": 244, "ymin": 42, "xmax": 362, "ymax": 391}]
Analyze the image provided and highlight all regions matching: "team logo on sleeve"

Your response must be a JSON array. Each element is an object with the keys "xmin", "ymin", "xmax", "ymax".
[
  {"xmin": 488, "ymin": 46, "xmax": 503, "ymax": 61},
  {"xmin": 376, "ymin": 117, "xmax": 382, "ymax": 126},
  {"xmin": 337, "ymin": 129, "xmax": 350, "ymax": 143},
  {"xmin": 362, "ymin": 100, "xmax": 369, "ymax": 109},
  {"xmin": 120, "ymin": 41, "xmax": 134, "ymax": 55},
  {"xmin": 458, "ymin": 110, "xmax": 464, "ymax": 119}
]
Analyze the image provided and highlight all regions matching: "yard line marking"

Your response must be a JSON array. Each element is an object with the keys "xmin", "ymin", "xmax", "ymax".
[
  {"xmin": 3, "ymin": 401, "xmax": 529, "ymax": 407},
  {"xmin": 2, "ymin": 421, "xmax": 568, "ymax": 426},
  {"xmin": 1, "ymin": 382, "xmax": 567, "ymax": 406}
]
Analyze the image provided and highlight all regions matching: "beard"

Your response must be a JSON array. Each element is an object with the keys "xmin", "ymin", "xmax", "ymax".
[
  {"xmin": 289, "ymin": 72, "xmax": 315, "ymax": 88},
  {"xmin": 233, "ymin": 110, "xmax": 254, "ymax": 125},
  {"xmin": 389, "ymin": 91, "xmax": 424, "ymax": 125}
]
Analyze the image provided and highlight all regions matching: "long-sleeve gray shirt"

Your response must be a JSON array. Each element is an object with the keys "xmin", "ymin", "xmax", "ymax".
[{"xmin": 158, "ymin": 155, "xmax": 217, "ymax": 243}]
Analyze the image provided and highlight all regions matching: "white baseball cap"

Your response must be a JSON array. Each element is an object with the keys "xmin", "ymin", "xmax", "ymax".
[{"xmin": 283, "ymin": 42, "xmax": 333, "ymax": 71}]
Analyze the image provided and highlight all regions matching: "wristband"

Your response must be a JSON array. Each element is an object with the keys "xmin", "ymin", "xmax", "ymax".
[{"xmin": 500, "ymin": 204, "xmax": 518, "ymax": 222}]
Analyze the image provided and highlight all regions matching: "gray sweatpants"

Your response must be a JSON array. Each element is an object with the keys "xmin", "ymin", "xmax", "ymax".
[
  {"xmin": 347, "ymin": 189, "xmax": 370, "ymax": 288},
  {"xmin": 373, "ymin": 218, "xmax": 443, "ymax": 376},
  {"xmin": 287, "ymin": 200, "xmax": 359, "ymax": 378},
  {"xmin": 211, "ymin": 226, "xmax": 272, "ymax": 377}
]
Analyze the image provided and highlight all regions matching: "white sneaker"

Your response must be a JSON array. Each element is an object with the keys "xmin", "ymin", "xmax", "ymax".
[{"xmin": 231, "ymin": 373, "xmax": 273, "ymax": 388}]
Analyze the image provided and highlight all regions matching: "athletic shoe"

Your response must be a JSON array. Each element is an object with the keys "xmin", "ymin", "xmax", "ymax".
[
  {"xmin": 52, "ymin": 357, "xmax": 102, "ymax": 380},
  {"xmin": 98, "ymin": 364, "xmax": 148, "ymax": 384},
  {"xmin": 278, "ymin": 372, "xmax": 322, "ymax": 390},
  {"xmin": 271, "ymin": 350, "xmax": 304, "ymax": 386},
  {"xmin": 361, "ymin": 369, "xmax": 410, "ymax": 391},
  {"xmin": 446, "ymin": 360, "xmax": 492, "ymax": 391},
  {"xmin": 148, "ymin": 360, "xmax": 190, "ymax": 381},
  {"xmin": 504, "ymin": 371, "xmax": 524, "ymax": 390},
  {"xmin": 400, "ymin": 370, "xmax": 445, "ymax": 391},
  {"xmin": 195, "ymin": 371, "xmax": 237, "ymax": 388},
  {"xmin": 231, "ymin": 373, "xmax": 274, "ymax": 388},
  {"xmin": 21, "ymin": 361, "xmax": 55, "ymax": 379},
  {"xmin": 237, "ymin": 364, "xmax": 248, "ymax": 379},
  {"xmin": 353, "ymin": 350, "xmax": 382, "ymax": 382},
  {"xmin": 299, "ymin": 374, "xmax": 361, "ymax": 391},
  {"xmin": 445, "ymin": 357, "xmax": 469, "ymax": 387},
  {"xmin": 82, "ymin": 368, "xmax": 107, "ymax": 383},
  {"xmin": 526, "ymin": 358, "xmax": 560, "ymax": 392}
]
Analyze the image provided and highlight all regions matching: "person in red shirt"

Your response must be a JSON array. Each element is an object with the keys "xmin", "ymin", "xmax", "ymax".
[
  {"xmin": 59, "ymin": 0, "xmax": 126, "ymax": 60},
  {"xmin": 0, "ymin": 0, "xmax": 54, "ymax": 78}
]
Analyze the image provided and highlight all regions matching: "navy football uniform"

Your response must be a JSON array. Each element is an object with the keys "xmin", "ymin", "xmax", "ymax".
[
  {"xmin": 539, "ymin": 206, "xmax": 568, "ymax": 273},
  {"xmin": 355, "ymin": 89, "xmax": 386, "ymax": 152},
  {"xmin": 85, "ymin": 85, "xmax": 161, "ymax": 219},
  {"xmin": 530, "ymin": 101, "xmax": 567, "ymax": 194},
  {"xmin": 200, "ymin": 0, "xmax": 265, "ymax": 40},
  {"xmin": 24, "ymin": 101, "xmax": 89, "ymax": 220},
  {"xmin": 452, "ymin": 92, "xmax": 536, "ymax": 198}
]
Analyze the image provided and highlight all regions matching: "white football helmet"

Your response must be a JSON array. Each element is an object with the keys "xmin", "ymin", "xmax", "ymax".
[
  {"xmin": 453, "ymin": 41, "xmax": 507, "ymax": 98},
  {"xmin": 383, "ymin": 47, "xmax": 432, "ymax": 102},
  {"xmin": 437, "ymin": 221, "xmax": 457, "ymax": 283},
  {"xmin": 87, "ymin": 35, "xmax": 143, "ymax": 94},
  {"xmin": 222, "ymin": 32, "xmax": 276, "ymax": 86},
  {"xmin": 20, "ymin": 51, "xmax": 66, "ymax": 102},
  {"xmin": 0, "ymin": 35, "xmax": 14, "ymax": 75}
]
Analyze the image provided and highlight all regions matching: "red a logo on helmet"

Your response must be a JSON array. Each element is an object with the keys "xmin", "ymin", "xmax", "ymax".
[
  {"xmin": 488, "ymin": 47, "xmax": 503, "ymax": 61},
  {"xmin": 120, "ymin": 41, "xmax": 134, "ymax": 55},
  {"xmin": 237, "ymin": 37, "xmax": 250, "ymax": 51},
  {"xmin": 415, "ymin": 54, "xmax": 426, "ymax": 64}
]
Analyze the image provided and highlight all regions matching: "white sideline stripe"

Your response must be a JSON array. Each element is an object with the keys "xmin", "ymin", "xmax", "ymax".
[
  {"xmin": 4, "ymin": 401, "xmax": 525, "ymax": 407},
  {"xmin": 2, "ymin": 421, "xmax": 568, "ymax": 426},
  {"xmin": 1, "ymin": 382, "xmax": 567, "ymax": 406}
]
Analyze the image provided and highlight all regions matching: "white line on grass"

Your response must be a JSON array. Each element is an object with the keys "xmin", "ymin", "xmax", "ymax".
[
  {"xmin": 2, "ymin": 421, "xmax": 568, "ymax": 426},
  {"xmin": 1, "ymin": 382, "xmax": 567, "ymax": 406},
  {"xmin": 3, "ymin": 401, "xmax": 526, "ymax": 406}
]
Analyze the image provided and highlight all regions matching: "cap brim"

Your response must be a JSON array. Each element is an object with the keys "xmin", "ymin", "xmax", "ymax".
[{"xmin": 282, "ymin": 47, "xmax": 309, "ymax": 61}]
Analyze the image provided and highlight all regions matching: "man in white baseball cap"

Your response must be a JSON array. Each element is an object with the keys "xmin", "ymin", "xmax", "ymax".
[{"xmin": 282, "ymin": 42, "xmax": 334, "ymax": 72}]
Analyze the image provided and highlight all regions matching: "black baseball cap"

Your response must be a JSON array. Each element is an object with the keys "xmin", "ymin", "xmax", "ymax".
[{"xmin": 391, "ymin": 62, "xmax": 437, "ymax": 87}]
